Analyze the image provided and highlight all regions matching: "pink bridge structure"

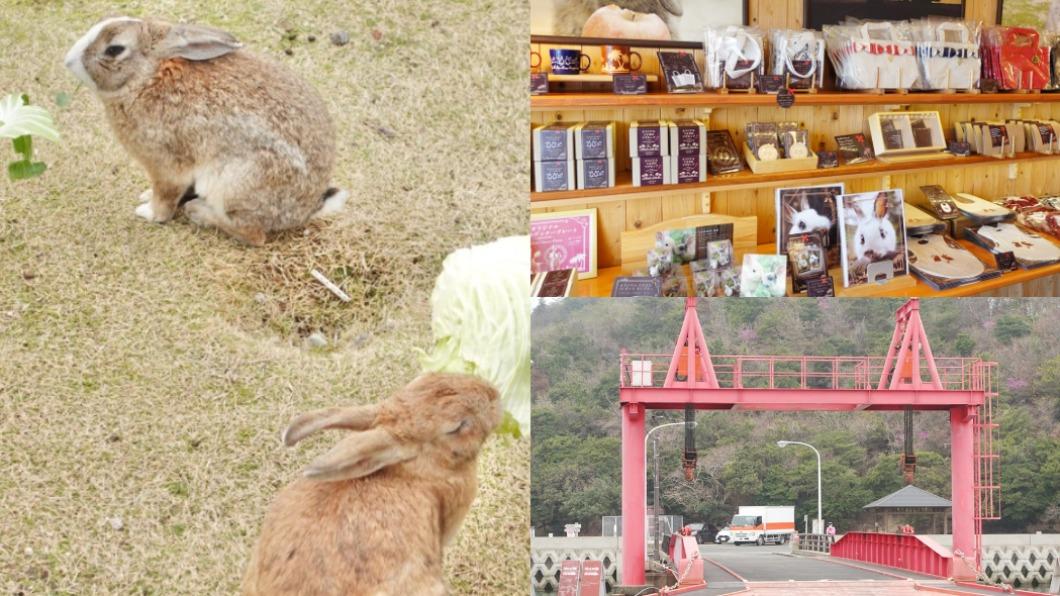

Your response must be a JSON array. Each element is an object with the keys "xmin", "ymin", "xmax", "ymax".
[{"xmin": 619, "ymin": 297, "xmax": 1000, "ymax": 588}]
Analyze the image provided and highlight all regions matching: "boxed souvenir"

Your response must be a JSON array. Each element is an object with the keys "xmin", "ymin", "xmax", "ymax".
[
  {"xmin": 632, "ymin": 155, "xmax": 671, "ymax": 186},
  {"xmin": 691, "ymin": 260, "xmax": 723, "ymax": 297},
  {"xmin": 658, "ymin": 51, "xmax": 704, "ymax": 93},
  {"xmin": 611, "ymin": 276, "xmax": 663, "ymax": 297},
  {"xmin": 694, "ymin": 223, "xmax": 734, "ymax": 261},
  {"xmin": 629, "ymin": 120, "xmax": 669, "ymax": 157},
  {"xmin": 776, "ymin": 184, "xmax": 843, "ymax": 269},
  {"xmin": 647, "ymin": 246, "xmax": 675, "ymax": 277},
  {"xmin": 769, "ymin": 28, "xmax": 825, "ymax": 90},
  {"xmin": 669, "ymin": 120, "xmax": 707, "ymax": 155},
  {"xmin": 670, "ymin": 152, "xmax": 707, "ymax": 184},
  {"xmin": 907, "ymin": 233, "xmax": 999, "ymax": 290},
  {"xmin": 965, "ymin": 222, "xmax": 1060, "ymax": 268},
  {"xmin": 575, "ymin": 158, "xmax": 615, "ymax": 190},
  {"xmin": 531, "ymin": 268, "xmax": 576, "ymax": 297},
  {"xmin": 572, "ymin": 121, "xmax": 614, "ymax": 160},
  {"xmin": 703, "ymin": 25, "xmax": 765, "ymax": 90},
  {"xmin": 743, "ymin": 143, "xmax": 817, "ymax": 174},
  {"xmin": 705, "ymin": 238, "xmax": 733, "ymax": 270},
  {"xmin": 656, "ymin": 228, "xmax": 697, "ymax": 264},
  {"xmin": 867, "ymin": 111, "xmax": 947, "ymax": 162},
  {"xmin": 660, "ymin": 274, "xmax": 689, "ymax": 298},
  {"xmin": 787, "ymin": 233, "xmax": 827, "ymax": 294},
  {"xmin": 706, "ymin": 130, "xmax": 744, "ymax": 175},
  {"xmin": 823, "ymin": 20, "xmax": 919, "ymax": 90},
  {"xmin": 532, "ymin": 122, "xmax": 574, "ymax": 161},
  {"xmin": 837, "ymin": 190, "xmax": 910, "ymax": 288},
  {"xmin": 739, "ymin": 254, "xmax": 787, "ymax": 297},
  {"xmin": 533, "ymin": 159, "xmax": 575, "ymax": 192}
]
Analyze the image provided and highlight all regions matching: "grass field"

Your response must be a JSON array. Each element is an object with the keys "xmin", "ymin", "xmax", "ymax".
[{"xmin": 0, "ymin": 1, "xmax": 528, "ymax": 594}]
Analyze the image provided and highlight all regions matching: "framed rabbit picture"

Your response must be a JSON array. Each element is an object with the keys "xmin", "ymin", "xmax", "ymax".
[
  {"xmin": 837, "ymin": 190, "xmax": 910, "ymax": 288},
  {"xmin": 776, "ymin": 183, "xmax": 843, "ymax": 269}
]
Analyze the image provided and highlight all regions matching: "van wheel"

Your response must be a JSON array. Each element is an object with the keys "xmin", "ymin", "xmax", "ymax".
[{"xmin": 756, "ymin": 536, "xmax": 764, "ymax": 546}]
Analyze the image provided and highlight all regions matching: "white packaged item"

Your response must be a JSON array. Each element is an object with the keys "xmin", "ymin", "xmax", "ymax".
[
  {"xmin": 629, "ymin": 120, "xmax": 669, "ymax": 157},
  {"xmin": 976, "ymin": 222, "xmax": 1060, "ymax": 264},
  {"xmin": 770, "ymin": 29, "xmax": 826, "ymax": 89},
  {"xmin": 908, "ymin": 234, "xmax": 985, "ymax": 279},
  {"xmin": 703, "ymin": 26, "xmax": 764, "ymax": 89},
  {"xmin": 954, "ymin": 192, "xmax": 1013, "ymax": 221},
  {"xmin": 912, "ymin": 20, "xmax": 981, "ymax": 90},
  {"xmin": 825, "ymin": 20, "xmax": 919, "ymax": 90},
  {"xmin": 632, "ymin": 155, "xmax": 672, "ymax": 187},
  {"xmin": 533, "ymin": 159, "xmax": 575, "ymax": 192}
]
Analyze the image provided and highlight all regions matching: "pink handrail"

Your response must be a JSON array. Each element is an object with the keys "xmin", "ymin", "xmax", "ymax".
[{"xmin": 830, "ymin": 532, "xmax": 953, "ymax": 578}]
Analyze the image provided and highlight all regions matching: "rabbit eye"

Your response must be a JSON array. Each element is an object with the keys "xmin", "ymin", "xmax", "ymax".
[
  {"xmin": 447, "ymin": 419, "xmax": 470, "ymax": 435},
  {"xmin": 880, "ymin": 229, "xmax": 886, "ymax": 239},
  {"xmin": 860, "ymin": 235, "xmax": 865, "ymax": 245},
  {"xmin": 104, "ymin": 45, "xmax": 126, "ymax": 58},
  {"xmin": 797, "ymin": 222, "xmax": 805, "ymax": 230}
]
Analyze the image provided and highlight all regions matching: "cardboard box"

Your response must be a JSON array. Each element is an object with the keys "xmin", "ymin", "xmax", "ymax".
[
  {"xmin": 576, "ymin": 157, "xmax": 615, "ymax": 189},
  {"xmin": 533, "ymin": 159, "xmax": 575, "ymax": 192}
]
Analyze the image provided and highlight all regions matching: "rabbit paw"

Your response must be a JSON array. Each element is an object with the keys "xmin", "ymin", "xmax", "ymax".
[
  {"xmin": 138, "ymin": 189, "xmax": 153, "ymax": 204},
  {"xmin": 134, "ymin": 201, "xmax": 159, "ymax": 222},
  {"xmin": 183, "ymin": 198, "xmax": 214, "ymax": 227}
]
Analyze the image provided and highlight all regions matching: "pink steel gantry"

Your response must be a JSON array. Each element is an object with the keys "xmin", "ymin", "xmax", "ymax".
[{"xmin": 618, "ymin": 298, "xmax": 999, "ymax": 586}]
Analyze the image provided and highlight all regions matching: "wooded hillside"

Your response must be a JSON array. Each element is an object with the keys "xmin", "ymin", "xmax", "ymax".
[{"xmin": 531, "ymin": 299, "xmax": 1060, "ymax": 537}]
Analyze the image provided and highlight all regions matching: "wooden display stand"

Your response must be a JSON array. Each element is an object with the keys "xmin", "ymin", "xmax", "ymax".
[{"xmin": 743, "ymin": 144, "xmax": 818, "ymax": 174}]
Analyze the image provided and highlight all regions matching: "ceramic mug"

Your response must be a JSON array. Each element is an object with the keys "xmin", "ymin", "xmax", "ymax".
[
  {"xmin": 601, "ymin": 44, "xmax": 642, "ymax": 74},
  {"xmin": 531, "ymin": 50, "xmax": 542, "ymax": 72},
  {"xmin": 549, "ymin": 48, "xmax": 591, "ymax": 75}
]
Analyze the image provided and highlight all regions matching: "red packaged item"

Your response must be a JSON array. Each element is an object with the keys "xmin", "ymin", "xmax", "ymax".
[
  {"xmin": 997, "ymin": 195, "xmax": 1060, "ymax": 238},
  {"xmin": 983, "ymin": 27, "xmax": 1051, "ymax": 90}
]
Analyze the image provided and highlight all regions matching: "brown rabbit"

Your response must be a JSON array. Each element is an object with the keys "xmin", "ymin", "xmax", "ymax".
[
  {"xmin": 64, "ymin": 17, "xmax": 345, "ymax": 246},
  {"xmin": 242, "ymin": 372, "xmax": 501, "ymax": 596}
]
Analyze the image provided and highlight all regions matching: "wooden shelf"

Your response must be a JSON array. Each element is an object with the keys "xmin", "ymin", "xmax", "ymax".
[
  {"xmin": 531, "ymin": 90, "xmax": 1059, "ymax": 111},
  {"xmin": 573, "ymin": 240, "xmax": 1060, "ymax": 298},
  {"xmin": 547, "ymin": 73, "xmax": 658, "ymax": 83},
  {"xmin": 531, "ymin": 152, "xmax": 1060, "ymax": 205}
]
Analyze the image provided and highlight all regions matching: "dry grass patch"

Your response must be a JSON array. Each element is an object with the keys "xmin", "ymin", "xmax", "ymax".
[{"xmin": 0, "ymin": 0, "xmax": 529, "ymax": 594}]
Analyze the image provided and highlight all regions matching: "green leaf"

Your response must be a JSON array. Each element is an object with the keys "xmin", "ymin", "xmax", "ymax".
[
  {"xmin": 8, "ymin": 159, "xmax": 46, "ymax": 180},
  {"xmin": 11, "ymin": 135, "xmax": 31, "ymax": 160}
]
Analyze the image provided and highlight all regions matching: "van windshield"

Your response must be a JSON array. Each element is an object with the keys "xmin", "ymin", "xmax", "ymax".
[{"xmin": 731, "ymin": 515, "xmax": 759, "ymax": 526}]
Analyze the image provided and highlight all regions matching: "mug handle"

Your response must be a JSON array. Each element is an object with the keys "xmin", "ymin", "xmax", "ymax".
[
  {"xmin": 630, "ymin": 51, "xmax": 642, "ymax": 72},
  {"xmin": 531, "ymin": 51, "xmax": 541, "ymax": 70},
  {"xmin": 580, "ymin": 53, "xmax": 591, "ymax": 72}
]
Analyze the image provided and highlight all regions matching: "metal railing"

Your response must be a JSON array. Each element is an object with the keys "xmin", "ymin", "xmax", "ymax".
[
  {"xmin": 795, "ymin": 533, "xmax": 835, "ymax": 554},
  {"xmin": 830, "ymin": 531, "xmax": 952, "ymax": 578},
  {"xmin": 620, "ymin": 353, "xmax": 990, "ymax": 392}
]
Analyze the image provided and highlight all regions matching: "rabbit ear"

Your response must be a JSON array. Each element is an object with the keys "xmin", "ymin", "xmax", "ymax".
[
  {"xmin": 874, "ymin": 195, "xmax": 888, "ymax": 219},
  {"xmin": 658, "ymin": 0, "xmax": 684, "ymax": 16},
  {"xmin": 282, "ymin": 404, "xmax": 380, "ymax": 447},
  {"xmin": 160, "ymin": 24, "xmax": 242, "ymax": 61},
  {"xmin": 303, "ymin": 428, "xmax": 414, "ymax": 481}
]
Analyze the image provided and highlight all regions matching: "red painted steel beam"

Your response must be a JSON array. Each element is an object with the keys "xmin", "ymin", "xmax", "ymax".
[{"xmin": 619, "ymin": 388, "xmax": 985, "ymax": 410}]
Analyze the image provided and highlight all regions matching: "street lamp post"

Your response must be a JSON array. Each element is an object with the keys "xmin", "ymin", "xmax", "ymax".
[
  {"xmin": 777, "ymin": 440, "xmax": 823, "ymax": 535},
  {"xmin": 643, "ymin": 421, "xmax": 698, "ymax": 563}
]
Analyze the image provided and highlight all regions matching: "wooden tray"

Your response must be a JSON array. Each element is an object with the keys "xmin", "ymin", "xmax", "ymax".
[{"xmin": 743, "ymin": 144, "xmax": 818, "ymax": 175}]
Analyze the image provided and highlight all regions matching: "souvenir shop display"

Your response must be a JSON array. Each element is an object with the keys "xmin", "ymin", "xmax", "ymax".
[
  {"xmin": 576, "ymin": 158, "xmax": 614, "ymax": 189},
  {"xmin": 739, "ymin": 254, "xmax": 787, "ymax": 297},
  {"xmin": 694, "ymin": 223, "xmax": 735, "ymax": 261},
  {"xmin": 611, "ymin": 276, "xmax": 663, "ymax": 298},
  {"xmin": 952, "ymin": 192, "xmax": 1012, "ymax": 223},
  {"xmin": 997, "ymin": 196, "xmax": 1060, "ymax": 239},
  {"xmin": 600, "ymin": 44, "xmax": 641, "ymax": 75},
  {"xmin": 572, "ymin": 122, "xmax": 614, "ymax": 160},
  {"xmin": 533, "ymin": 122, "xmax": 575, "ymax": 192},
  {"xmin": 907, "ymin": 234, "xmax": 999, "ymax": 290},
  {"xmin": 703, "ymin": 25, "xmax": 765, "ymax": 91},
  {"xmin": 656, "ymin": 228, "xmax": 697, "ymax": 264},
  {"xmin": 530, "ymin": 208, "xmax": 597, "ymax": 280},
  {"xmin": 835, "ymin": 133, "xmax": 874, "ymax": 165},
  {"xmin": 706, "ymin": 239, "xmax": 733, "ymax": 270},
  {"xmin": 630, "ymin": 120, "xmax": 671, "ymax": 187},
  {"xmin": 691, "ymin": 260, "xmax": 723, "ymax": 297},
  {"xmin": 837, "ymin": 190, "xmax": 910, "ymax": 288},
  {"xmin": 867, "ymin": 111, "xmax": 947, "ymax": 162},
  {"xmin": 706, "ymin": 130, "xmax": 744, "ymax": 175},
  {"xmin": 918, "ymin": 185, "xmax": 960, "ymax": 221},
  {"xmin": 531, "ymin": 268, "xmax": 577, "ymax": 297},
  {"xmin": 669, "ymin": 120, "xmax": 707, "ymax": 183},
  {"xmin": 786, "ymin": 233, "xmax": 828, "ymax": 294},
  {"xmin": 633, "ymin": 155, "xmax": 671, "ymax": 186},
  {"xmin": 982, "ymin": 26, "xmax": 1051, "ymax": 91},
  {"xmin": 824, "ymin": 20, "xmax": 919, "ymax": 90},
  {"xmin": 904, "ymin": 202, "xmax": 946, "ymax": 235},
  {"xmin": 776, "ymin": 184, "xmax": 842, "ymax": 269},
  {"xmin": 908, "ymin": 19, "xmax": 981, "ymax": 90},
  {"xmin": 743, "ymin": 121, "xmax": 816, "ymax": 173},
  {"xmin": 548, "ymin": 48, "xmax": 591, "ymax": 75},
  {"xmin": 657, "ymin": 51, "xmax": 704, "ymax": 93},
  {"xmin": 965, "ymin": 222, "xmax": 1060, "ymax": 268},
  {"xmin": 769, "ymin": 28, "xmax": 826, "ymax": 90}
]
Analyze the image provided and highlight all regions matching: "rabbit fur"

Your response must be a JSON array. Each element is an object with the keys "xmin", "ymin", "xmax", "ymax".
[
  {"xmin": 554, "ymin": 0, "xmax": 683, "ymax": 37},
  {"xmin": 851, "ymin": 194, "xmax": 898, "ymax": 262},
  {"xmin": 64, "ymin": 17, "xmax": 344, "ymax": 246},
  {"xmin": 241, "ymin": 372, "xmax": 501, "ymax": 596}
]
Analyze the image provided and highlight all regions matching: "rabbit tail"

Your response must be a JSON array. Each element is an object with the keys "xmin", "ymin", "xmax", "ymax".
[{"xmin": 313, "ymin": 187, "xmax": 348, "ymax": 219}]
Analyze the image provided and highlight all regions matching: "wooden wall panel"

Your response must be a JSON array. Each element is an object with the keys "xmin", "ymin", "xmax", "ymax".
[{"xmin": 532, "ymin": 0, "xmax": 1028, "ymax": 269}]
